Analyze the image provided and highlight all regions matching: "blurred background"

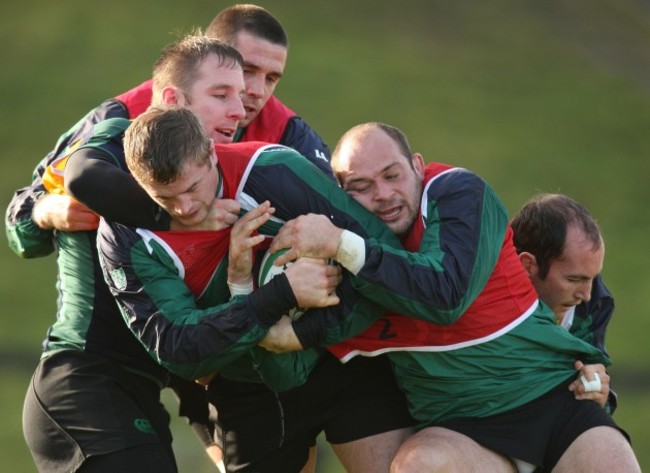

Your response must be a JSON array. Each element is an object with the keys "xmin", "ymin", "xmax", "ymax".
[{"xmin": 1, "ymin": 0, "xmax": 648, "ymax": 471}]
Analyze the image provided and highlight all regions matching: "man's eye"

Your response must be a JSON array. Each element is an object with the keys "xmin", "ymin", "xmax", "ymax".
[{"xmin": 350, "ymin": 186, "xmax": 370, "ymax": 194}]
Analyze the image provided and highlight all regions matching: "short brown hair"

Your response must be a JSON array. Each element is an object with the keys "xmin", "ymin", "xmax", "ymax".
[
  {"xmin": 124, "ymin": 106, "xmax": 212, "ymax": 186},
  {"xmin": 152, "ymin": 33, "xmax": 243, "ymax": 105},
  {"xmin": 332, "ymin": 122, "xmax": 414, "ymax": 174},
  {"xmin": 205, "ymin": 4, "xmax": 288, "ymax": 47},
  {"xmin": 511, "ymin": 193, "xmax": 603, "ymax": 279}
]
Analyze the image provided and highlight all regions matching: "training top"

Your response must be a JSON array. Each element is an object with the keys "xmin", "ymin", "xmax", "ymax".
[{"xmin": 295, "ymin": 163, "xmax": 611, "ymax": 425}]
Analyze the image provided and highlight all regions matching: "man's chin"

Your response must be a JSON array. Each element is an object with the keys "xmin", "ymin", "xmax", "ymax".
[
  {"xmin": 239, "ymin": 116, "xmax": 254, "ymax": 128},
  {"xmin": 176, "ymin": 216, "xmax": 203, "ymax": 228},
  {"xmin": 212, "ymin": 135, "xmax": 234, "ymax": 145},
  {"xmin": 242, "ymin": 108, "xmax": 263, "ymax": 127},
  {"xmin": 386, "ymin": 220, "xmax": 411, "ymax": 238}
]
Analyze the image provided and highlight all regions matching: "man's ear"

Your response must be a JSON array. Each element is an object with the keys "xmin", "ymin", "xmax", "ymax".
[
  {"xmin": 209, "ymin": 140, "xmax": 218, "ymax": 164},
  {"xmin": 161, "ymin": 86, "xmax": 181, "ymax": 105},
  {"xmin": 412, "ymin": 152, "xmax": 425, "ymax": 180},
  {"xmin": 519, "ymin": 252, "xmax": 538, "ymax": 277}
]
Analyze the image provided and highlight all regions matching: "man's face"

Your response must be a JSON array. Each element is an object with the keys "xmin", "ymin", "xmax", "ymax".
[
  {"xmin": 335, "ymin": 129, "xmax": 424, "ymax": 237},
  {"xmin": 142, "ymin": 152, "xmax": 220, "ymax": 228},
  {"xmin": 232, "ymin": 30, "xmax": 287, "ymax": 127},
  {"xmin": 529, "ymin": 226, "xmax": 605, "ymax": 321},
  {"xmin": 176, "ymin": 53, "xmax": 246, "ymax": 144}
]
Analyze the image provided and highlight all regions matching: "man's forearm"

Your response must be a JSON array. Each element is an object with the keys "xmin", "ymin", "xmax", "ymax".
[{"xmin": 258, "ymin": 316, "xmax": 303, "ymax": 352}]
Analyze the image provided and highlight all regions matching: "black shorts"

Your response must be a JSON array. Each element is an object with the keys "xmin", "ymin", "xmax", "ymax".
[
  {"xmin": 436, "ymin": 377, "xmax": 630, "ymax": 472},
  {"xmin": 23, "ymin": 350, "xmax": 176, "ymax": 473},
  {"xmin": 209, "ymin": 352, "xmax": 415, "ymax": 472}
]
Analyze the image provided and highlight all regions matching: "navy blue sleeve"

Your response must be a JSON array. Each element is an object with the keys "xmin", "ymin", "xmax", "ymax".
[
  {"xmin": 5, "ymin": 99, "xmax": 128, "ymax": 257},
  {"xmin": 280, "ymin": 116, "xmax": 335, "ymax": 180},
  {"xmin": 573, "ymin": 275, "xmax": 614, "ymax": 356},
  {"xmin": 575, "ymin": 275, "xmax": 617, "ymax": 413},
  {"xmin": 586, "ymin": 275, "xmax": 614, "ymax": 354}
]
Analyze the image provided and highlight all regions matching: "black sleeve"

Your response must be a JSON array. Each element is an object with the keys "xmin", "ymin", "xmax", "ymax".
[
  {"xmin": 168, "ymin": 375, "xmax": 216, "ymax": 447},
  {"xmin": 65, "ymin": 146, "xmax": 170, "ymax": 230},
  {"xmin": 248, "ymin": 272, "xmax": 298, "ymax": 324}
]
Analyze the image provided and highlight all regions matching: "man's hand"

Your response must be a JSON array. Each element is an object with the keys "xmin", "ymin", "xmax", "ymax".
[
  {"xmin": 569, "ymin": 360, "xmax": 610, "ymax": 408},
  {"xmin": 284, "ymin": 257, "xmax": 342, "ymax": 309},
  {"xmin": 194, "ymin": 371, "xmax": 218, "ymax": 387},
  {"xmin": 269, "ymin": 214, "xmax": 343, "ymax": 266},
  {"xmin": 259, "ymin": 315, "xmax": 304, "ymax": 352},
  {"xmin": 228, "ymin": 201, "xmax": 274, "ymax": 285},
  {"xmin": 170, "ymin": 198, "xmax": 240, "ymax": 231},
  {"xmin": 32, "ymin": 194, "xmax": 99, "ymax": 231},
  {"xmin": 205, "ymin": 445, "xmax": 225, "ymax": 473}
]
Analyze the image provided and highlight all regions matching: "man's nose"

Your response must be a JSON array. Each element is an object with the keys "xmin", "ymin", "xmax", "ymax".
[
  {"xmin": 246, "ymin": 74, "xmax": 265, "ymax": 99},
  {"xmin": 174, "ymin": 197, "xmax": 193, "ymax": 216},
  {"xmin": 374, "ymin": 181, "xmax": 394, "ymax": 201},
  {"xmin": 230, "ymin": 96, "xmax": 246, "ymax": 120},
  {"xmin": 576, "ymin": 280, "xmax": 593, "ymax": 302}
]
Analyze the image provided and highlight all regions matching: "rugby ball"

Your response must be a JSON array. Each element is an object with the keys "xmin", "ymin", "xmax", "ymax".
[{"xmin": 257, "ymin": 248, "xmax": 304, "ymax": 320}]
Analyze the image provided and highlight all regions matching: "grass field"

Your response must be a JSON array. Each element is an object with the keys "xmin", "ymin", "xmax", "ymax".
[{"xmin": 1, "ymin": 0, "xmax": 649, "ymax": 471}]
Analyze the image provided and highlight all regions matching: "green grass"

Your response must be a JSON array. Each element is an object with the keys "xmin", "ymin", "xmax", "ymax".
[{"xmin": 2, "ymin": 0, "xmax": 649, "ymax": 471}]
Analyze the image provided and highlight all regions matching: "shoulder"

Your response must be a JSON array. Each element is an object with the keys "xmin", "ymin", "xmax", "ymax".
[
  {"xmin": 98, "ymin": 219, "xmax": 139, "ymax": 248},
  {"xmin": 262, "ymin": 95, "xmax": 296, "ymax": 118},
  {"xmin": 421, "ymin": 163, "xmax": 507, "ymax": 221},
  {"xmin": 114, "ymin": 80, "xmax": 153, "ymax": 119},
  {"xmin": 254, "ymin": 143, "xmax": 310, "ymax": 168},
  {"xmin": 93, "ymin": 117, "xmax": 131, "ymax": 138},
  {"xmin": 216, "ymin": 142, "xmax": 295, "ymax": 174},
  {"xmin": 423, "ymin": 163, "xmax": 487, "ymax": 197},
  {"xmin": 79, "ymin": 117, "xmax": 130, "ymax": 155}
]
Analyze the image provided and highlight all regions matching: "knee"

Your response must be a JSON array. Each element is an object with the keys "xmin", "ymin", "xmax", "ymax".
[{"xmin": 390, "ymin": 444, "xmax": 452, "ymax": 473}]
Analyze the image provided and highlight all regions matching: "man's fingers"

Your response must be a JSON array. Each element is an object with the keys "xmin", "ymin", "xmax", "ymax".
[
  {"xmin": 222, "ymin": 212, "xmax": 240, "ymax": 226},
  {"xmin": 325, "ymin": 264, "xmax": 342, "ymax": 275},
  {"xmin": 274, "ymin": 248, "xmax": 299, "ymax": 266},
  {"xmin": 580, "ymin": 373, "xmax": 602, "ymax": 393},
  {"xmin": 246, "ymin": 234, "xmax": 266, "ymax": 250},
  {"xmin": 269, "ymin": 225, "xmax": 293, "ymax": 253},
  {"xmin": 236, "ymin": 212, "xmax": 271, "ymax": 235},
  {"xmin": 243, "ymin": 201, "xmax": 272, "ymax": 219},
  {"xmin": 232, "ymin": 209, "xmax": 274, "ymax": 238},
  {"xmin": 216, "ymin": 198, "xmax": 241, "ymax": 213},
  {"xmin": 324, "ymin": 293, "xmax": 340, "ymax": 307}
]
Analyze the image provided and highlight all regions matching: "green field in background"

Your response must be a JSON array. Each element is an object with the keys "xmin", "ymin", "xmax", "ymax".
[{"xmin": 2, "ymin": 1, "xmax": 648, "ymax": 471}]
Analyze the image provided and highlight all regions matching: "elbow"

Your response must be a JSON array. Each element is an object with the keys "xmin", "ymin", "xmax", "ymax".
[{"xmin": 9, "ymin": 242, "xmax": 54, "ymax": 259}]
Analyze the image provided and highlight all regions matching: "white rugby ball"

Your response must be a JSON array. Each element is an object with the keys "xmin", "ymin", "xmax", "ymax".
[{"xmin": 257, "ymin": 248, "xmax": 304, "ymax": 320}]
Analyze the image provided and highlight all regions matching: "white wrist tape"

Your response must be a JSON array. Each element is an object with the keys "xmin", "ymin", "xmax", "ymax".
[
  {"xmin": 335, "ymin": 230, "xmax": 366, "ymax": 275},
  {"xmin": 580, "ymin": 372, "xmax": 602, "ymax": 392},
  {"xmin": 228, "ymin": 278, "xmax": 254, "ymax": 298}
]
